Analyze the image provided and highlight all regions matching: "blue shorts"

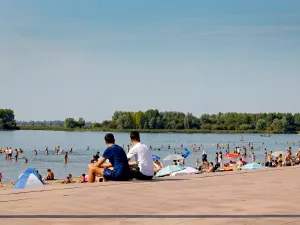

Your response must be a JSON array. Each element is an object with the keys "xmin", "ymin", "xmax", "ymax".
[{"xmin": 103, "ymin": 168, "xmax": 129, "ymax": 181}]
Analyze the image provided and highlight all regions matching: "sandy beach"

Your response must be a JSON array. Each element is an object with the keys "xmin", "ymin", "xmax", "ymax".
[
  {"xmin": 0, "ymin": 176, "xmax": 85, "ymax": 189},
  {"xmin": 1, "ymin": 166, "xmax": 300, "ymax": 225}
]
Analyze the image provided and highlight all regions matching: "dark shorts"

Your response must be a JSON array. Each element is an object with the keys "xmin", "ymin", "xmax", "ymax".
[
  {"xmin": 103, "ymin": 168, "xmax": 129, "ymax": 181},
  {"xmin": 130, "ymin": 167, "xmax": 153, "ymax": 180}
]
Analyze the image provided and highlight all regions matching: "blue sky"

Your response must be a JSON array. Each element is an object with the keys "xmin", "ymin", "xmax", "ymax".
[{"xmin": 1, "ymin": 0, "xmax": 300, "ymax": 121}]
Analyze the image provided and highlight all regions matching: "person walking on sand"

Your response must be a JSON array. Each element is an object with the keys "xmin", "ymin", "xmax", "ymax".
[
  {"xmin": 127, "ymin": 131, "xmax": 154, "ymax": 180},
  {"xmin": 215, "ymin": 152, "xmax": 219, "ymax": 164},
  {"xmin": 88, "ymin": 133, "xmax": 130, "ymax": 183}
]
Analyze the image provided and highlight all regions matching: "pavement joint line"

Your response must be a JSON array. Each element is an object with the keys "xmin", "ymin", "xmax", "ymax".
[{"xmin": 1, "ymin": 215, "xmax": 300, "ymax": 219}]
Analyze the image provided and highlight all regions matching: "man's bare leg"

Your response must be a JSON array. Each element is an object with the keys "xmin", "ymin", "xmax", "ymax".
[
  {"xmin": 88, "ymin": 166, "xmax": 104, "ymax": 183},
  {"xmin": 88, "ymin": 164, "xmax": 114, "ymax": 183}
]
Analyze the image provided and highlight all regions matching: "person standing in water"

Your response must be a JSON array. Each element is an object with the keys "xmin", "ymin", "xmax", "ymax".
[
  {"xmin": 64, "ymin": 152, "xmax": 68, "ymax": 163},
  {"xmin": 264, "ymin": 148, "xmax": 268, "ymax": 162},
  {"xmin": 218, "ymin": 151, "xmax": 223, "ymax": 168},
  {"xmin": 8, "ymin": 147, "xmax": 12, "ymax": 160},
  {"xmin": 252, "ymin": 152, "xmax": 256, "ymax": 162},
  {"xmin": 14, "ymin": 149, "xmax": 18, "ymax": 161},
  {"xmin": 46, "ymin": 147, "xmax": 49, "ymax": 155}
]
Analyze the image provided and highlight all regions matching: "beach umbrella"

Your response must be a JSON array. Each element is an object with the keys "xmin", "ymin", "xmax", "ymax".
[
  {"xmin": 170, "ymin": 167, "xmax": 200, "ymax": 176},
  {"xmin": 272, "ymin": 151, "xmax": 286, "ymax": 158},
  {"xmin": 156, "ymin": 165, "xmax": 185, "ymax": 177},
  {"xmin": 163, "ymin": 154, "xmax": 184, "ymax": 161},
  {"xmin": 242, "ymin": 163, "xmax": 265, "ymax": 170},
  {"xmin": 152, "ymin": 155, "xmax": 160, "ymax": 161},
  {"xmin": 183, "ymin": 150, "xmax": 190, "ymax": 159}
]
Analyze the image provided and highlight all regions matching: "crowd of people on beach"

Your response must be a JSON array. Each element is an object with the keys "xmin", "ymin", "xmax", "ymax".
[{"xmin": 1, "ymin": 134, "xmax": 300, "ymax": 186}]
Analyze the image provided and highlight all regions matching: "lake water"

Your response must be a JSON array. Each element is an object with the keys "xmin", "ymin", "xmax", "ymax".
[{"xmin": 0, "ymin": 130, "xmax": 299, "ymax": 182}]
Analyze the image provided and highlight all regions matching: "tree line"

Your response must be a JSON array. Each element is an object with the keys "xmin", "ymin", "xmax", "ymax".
[
  {"xmin": 7, "ymin": 108, "xmax": 300, "ymax": 133},
  {"xmin": 91, "ymin": 110, "xmax": 300, "ymax": 133}
]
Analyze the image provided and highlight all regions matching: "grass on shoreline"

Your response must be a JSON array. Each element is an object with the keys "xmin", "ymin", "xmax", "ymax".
[{"xmin": 16, "ymin": 126, "xmax": 294, "ymax": 134}]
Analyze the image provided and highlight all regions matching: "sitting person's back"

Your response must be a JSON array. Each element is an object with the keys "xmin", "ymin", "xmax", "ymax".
[
  {"xmin": 88, "ymin": 133, "xmax": 130, "ymax": 183},
  {"xmin": 127, "ymin": 131, "xmax": 154, "ymax": 180},
  {"xmin": 45, "ymin": 169, "xmax": 54, "ymax": 180},
  {"xmin": 103, "ymin": 145, "xmax": 130, "ymax": 180}
]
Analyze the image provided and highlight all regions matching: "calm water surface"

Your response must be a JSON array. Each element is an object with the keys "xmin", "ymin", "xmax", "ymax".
[{"xmin": 0, "ymin": 130, "xmax": 299, "ymax": 182}]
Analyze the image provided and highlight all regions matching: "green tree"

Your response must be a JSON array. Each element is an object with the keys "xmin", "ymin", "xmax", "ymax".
[
  {"xmin": 78, "ymin": 118, "xmax": 86, "ymax": 128},
  {"xmin": 184, "ymin": 113, "xmax": 194, "ymax": 129},
  {"xmin": 271, "ymin": 118, "xmax": 283, "ymax": 133},
  {"xmin": 64, "ymin": 118, "xmax": 77, "ymax": 128},
  {"xmin": 294, "ymin": 113, "xmax": 300, "ymax": 131},
  {"xmin": 0, "ymin": 109, "xmax": 18, "ymax": 129},
  {"xmin": 282, "ymin": 117, "xmax": 289, "ymax": 133},
  {"xmin": 256, "ymin": 119, "xmax": 267, "ymax": 131}
]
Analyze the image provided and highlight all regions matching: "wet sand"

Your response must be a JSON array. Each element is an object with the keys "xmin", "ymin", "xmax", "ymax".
[{"xmin": 0, "ymin": 166, "xmax": 300, "ymax": 225}]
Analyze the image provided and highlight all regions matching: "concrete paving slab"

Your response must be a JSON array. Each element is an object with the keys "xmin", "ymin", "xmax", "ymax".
[{"xmin": 0, "ymin": 166, "xmax": 300, "ymax": 225}]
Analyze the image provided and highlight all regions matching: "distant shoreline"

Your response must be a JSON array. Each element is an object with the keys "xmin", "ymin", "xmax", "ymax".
[{"xmin": 14, "ymin": 126, "xmax": 295, "ymax": 134}]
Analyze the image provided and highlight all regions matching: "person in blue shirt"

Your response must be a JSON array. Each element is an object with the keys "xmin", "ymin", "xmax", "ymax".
[{"xmin": 88, "ymin": 133, "xmax": 130, "ymax": 182}]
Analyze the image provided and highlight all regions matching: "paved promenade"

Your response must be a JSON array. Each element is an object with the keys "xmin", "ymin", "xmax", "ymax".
[{"xmin": 1, "ymin": 166, "xmax": 300, "ymax": 225}]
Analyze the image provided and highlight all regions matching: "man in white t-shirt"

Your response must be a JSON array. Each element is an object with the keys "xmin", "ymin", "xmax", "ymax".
[{"xmin": 127, "ymin": 131, "xmax": 154, "ymax": 180}]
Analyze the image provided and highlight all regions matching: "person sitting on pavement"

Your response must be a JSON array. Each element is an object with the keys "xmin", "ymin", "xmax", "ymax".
[
  {"xmin": 127, "ymin": 131, "xmax": 154, "ymax": 180},
  {"xmin": 88, "ymin": 133, "xmax": 130, "ymax": 182}
]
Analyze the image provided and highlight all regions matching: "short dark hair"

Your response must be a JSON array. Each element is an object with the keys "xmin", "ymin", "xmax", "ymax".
[
  {"xmin": 105, "ymin": 133, "xmax": 115, "ymax": 144},
  {"xmin": 130, "ymin": 131, "xmax": 140, "ymax": 141}
]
